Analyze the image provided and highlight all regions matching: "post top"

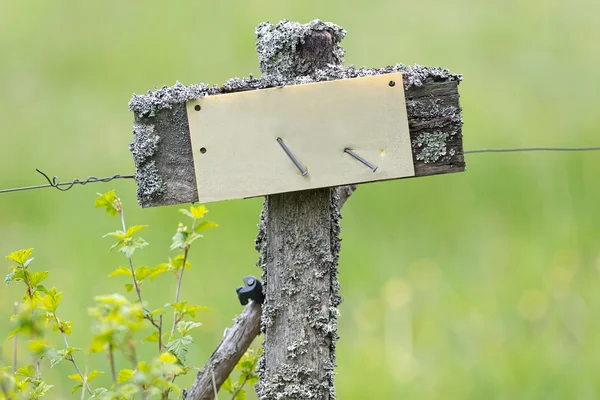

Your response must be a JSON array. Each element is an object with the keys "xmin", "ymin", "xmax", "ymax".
[{"xmin": 255, "ymin": 19, "xmax": 346, "ymax": 79}]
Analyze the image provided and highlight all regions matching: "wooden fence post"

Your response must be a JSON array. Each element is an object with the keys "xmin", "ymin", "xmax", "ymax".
[{"xmin": 252, "ymin": 21, "xmax": 345, "ymax": 400}]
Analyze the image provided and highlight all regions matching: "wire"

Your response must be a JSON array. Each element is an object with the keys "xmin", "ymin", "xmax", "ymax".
[
  {"xmin": 0, "ymin": 145, "xmax": 598, "ymax": 195},
  {"xmin": 0, "ymin": 169, "xmax": 134, "ymax": 194},
  {"xmin": 465, "ymin": 146, "xmax": 600, "ymax": 154}
]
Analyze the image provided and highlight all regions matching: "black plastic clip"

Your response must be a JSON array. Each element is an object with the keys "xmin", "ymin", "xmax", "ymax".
[{"xmin": 236, "ymin": 276, "xmax": 265, "ymax": 306}]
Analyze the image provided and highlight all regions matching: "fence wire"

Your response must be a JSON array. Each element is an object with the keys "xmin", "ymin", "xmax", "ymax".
[{"xmin": 0, "ymin": 146, "xmax": 598, "ymax": 195}]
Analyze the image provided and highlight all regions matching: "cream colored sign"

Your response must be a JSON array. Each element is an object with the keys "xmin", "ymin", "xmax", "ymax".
[{"xmin": 186, "ymin": 72, "xmax": 414, "ymax": 203}]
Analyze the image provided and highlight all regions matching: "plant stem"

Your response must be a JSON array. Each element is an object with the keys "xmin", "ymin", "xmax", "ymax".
[
  {"xmin": 170, "ymin": 248, "xmax": 189, "ymax": 338},
  {"xmin": 230, "ymin": 373, "xmax": 249, "ymax": 400},
  {"xmin": 12, "ymin": 302, "xmax": 18, "ymax": 373},
  {"xmin": 70, "ymin": 357, "xmax": 92, "ymax": 395},
  {"xmin": 230, "ymin": 355, "xmax": 259, "ymax": 400},
  {"xmin": 127, "ymin": 257, "xmax": 144, "ymax": 304},
  {"xmin": 126, "ymin": 334, "xmax": 138, "ymax": 368},
  {"xmin": 119, "ymin": 205, "xmax": 144, "ymax": 305},
  {"xmin": 212, "ymin": 371, "xmax": 219, "ymax": 399},
  {"xmin": 21, "ymin": 266, "xmax": 41, "ymax": 381},
  {"xmin": 56, "ymin": 315, "xmax": 93, "ymax": 394},
  {"xmin": 118, "ymin": 202, "xmax": 163, "ymax": 349},
  {"xmin": 108, "ymin": 343, "xmax": 117, "ymax": 386},
  {"xmin": 158, "ymin": 315, "xmax": 163, "ymax": 354},
  {"xmin": 81, "ymin": 360, "xmax": 88, "ymax": 400}
]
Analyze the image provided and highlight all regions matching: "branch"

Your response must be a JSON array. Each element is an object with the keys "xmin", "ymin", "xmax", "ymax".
[{"xmin": 186, "ymin": 301, "xmax": 262, "ymax": 400}]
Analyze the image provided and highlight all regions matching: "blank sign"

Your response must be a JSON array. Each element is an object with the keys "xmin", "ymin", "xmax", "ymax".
[{"xmin": 186, "ymin": 72, "xmax": 414, "ymax": 203}]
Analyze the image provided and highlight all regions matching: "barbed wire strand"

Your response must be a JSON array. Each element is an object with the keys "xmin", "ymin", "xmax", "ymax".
[
  {"xmin": 0, "ymin": 169, "xmax": 134, "ymax": 194},
  {"xmin": 0, "ymin": 146, "xmax": 598, "ymax": 195}
]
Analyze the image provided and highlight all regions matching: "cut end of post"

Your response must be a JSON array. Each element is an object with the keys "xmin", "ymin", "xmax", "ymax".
[{"xmin": 255, "ymin": 19, "xmax": 347, "ymax": 79}]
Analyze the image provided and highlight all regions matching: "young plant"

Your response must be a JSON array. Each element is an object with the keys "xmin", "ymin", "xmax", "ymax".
[
  {"xmin": 95, "ymin": 190, "xmax": 217, "ymax": 399},
  {"xmin": 2, "ymin": 190, "xmax": 260, "ymax": 399},
  {"xmin": 222, "ymin": 348, "xmax": 261, "ymax": 400}
]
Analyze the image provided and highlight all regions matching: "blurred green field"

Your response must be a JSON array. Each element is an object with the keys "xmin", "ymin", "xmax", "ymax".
[{"xmin": 1, "ymin": 0, "xmax": 600, "ymax": 398}]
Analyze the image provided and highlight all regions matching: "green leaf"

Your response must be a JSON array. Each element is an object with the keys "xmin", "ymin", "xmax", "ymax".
[
  {"xmin": 50, "ymin": 347, "xmax": 79, "ymax": 367},
  {"xmin": 124, "ymin": 283, "xmax": 134, "ymax": 292},
  {"xmin": 60, "ymin": 320, "xmax": 73, "ymax": 335},
  {"xmin": 108, "ymin": 266, "xmax": 132, "ymax": 278},
  {"xmin": 190, "ymin": 205, "xmax": 207, "ymax": 219},
  {"xmin": 166, "ymin": 335, "xmax": 193, "ymax": 362},
  {"xmin": 15, "ymin": 365, "xmax": 37, "ymax": 379},
  {"xmin": 6, "ymin": 248, "xmax": 33, "ymax": 265},
  {"xmin": 27, "ymin": 339, "xmax": 48, "ymax": 356},
  {"xmin": 117, "ymin": 369, "xmax": 134, "ymax": 384},
  {"xmin": 171, "ymin": 255, "xmax": 191, "ymax": 270},
  {"xmin": 125, "ymin": 225, "xmax": 148, "ymax": 238},
  {"xmin": 195, "ymin": 220, "xmax": 219, "ymax": 233},
  {"xmin": 4, "ymin": 271, "xmax": 14, "ymax": 285},
  {"xmin": 178, "ymin": 209, "xmax": 194, "ymax": 218},
  {"xmin": 65, "ymin": 347, "xmax": 81, "ymax": 355},
  {"xmin": 108, "ymin": 239, "xmax": 124, "ymax": 252},
  {"xmin": 183, "ymin": 305, "xmax": 209, "ymax": 318},
  {"xmin": 87, "ymin": 370, "xmax": 103, "ymax": 382},
  {"xmin": 36, "ymin": 285, "xmax": 49, "ymax": 294},
  {"xmin": 30, "ymin": 381, "xmax": 53, "ymax": 399},
  {"xmin": 89, "ymin": 333, "xmax": 110, "ymax": 353},
  {"xmin": 149, "ymin": 263, "xmax": 170, "ymax": 280},
  {"xmin": 7, "ymin": 268, "xmax": 27, "ymax": 285},
  {"xmin": 176, "ymin": 321, "xmax": 202, "ymax": 336},
  {"xmin": 120, "ymin": 237, "xmax": 149, "ymax": 258},
  {"xmin": 92, "ymin": 388, "xmax": 109, "ymax": 398},
  {"xmin": 104, "ymin": 230, "xmax": 126, "ymax": 239},
  {"xmin": 41, "ymin": 288, "xmax": 62, "ymax": 313},
  {"xmin": 142, "ymin": 331, "xmax": 159, "ymax": 343},
  {"xmin": 169, "ymin": 301, "xmax": 186, "ymax": 313},
  {"xmin": 159, "ymin": 352, "xmax": 178, "ymax": 364},
  {"xmin": 136, "ymin": 361, "xmax": 151, "ymax": 373},
  {"xmin": 94, "ymin": 190, "xmax": 118, "ymax": 216},
  {"xmin": 71, "ymin": 384, "xmax": 83, "ymax": 395},
  {"xmin": 30, "ymin": 271, "xmax": 49, "ymax": 287},
  {"xmin": 68, "ymin": 373, "xmax": 83, "ymax": 382},
  {"xmin": 118, "ymin": 384, "xmax": 139, "ymax": 397},
  {"xmin": 222, "ymin": 376, "xmax": 232, "ymax": 392},
  {"xmin": 236, "ymin": 389, "xmax": 247, "ymax": 400},
  {"xmin": 170, "ymin": 228, "xmax": 188, "ymax": 251},
  {"xmin": 134, "ymin": 266, "xmax": 153, "ymax": 281}
]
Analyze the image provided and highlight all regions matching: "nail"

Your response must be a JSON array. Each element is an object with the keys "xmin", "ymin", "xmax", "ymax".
[
  {"xmin": 277, "ymin": 137, "xmax": 308, "ymax": 176},
  {"xmin": 344, "ymin": 148, "xmax": 378, "ymax": 172}
]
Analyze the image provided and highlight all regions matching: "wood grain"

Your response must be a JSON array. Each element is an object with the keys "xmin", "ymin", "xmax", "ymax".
[{"xmin": 186, "ymin": 301, "xmax": 262, "ymax": 400}]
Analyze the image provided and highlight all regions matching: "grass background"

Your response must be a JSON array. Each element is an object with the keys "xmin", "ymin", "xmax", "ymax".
[{"xmin": 1, "ymin": 0, "xmax": 600, "ymax": 398}]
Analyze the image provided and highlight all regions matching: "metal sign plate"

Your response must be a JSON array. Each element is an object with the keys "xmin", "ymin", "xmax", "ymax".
[{"xmin": 186, "ymin": 72, "xmax": 414, "ymax": 203}]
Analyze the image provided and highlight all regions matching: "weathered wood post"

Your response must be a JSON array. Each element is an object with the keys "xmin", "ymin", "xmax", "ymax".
[
  {"xmin": 251, "ymin": 21, "xmax": 346, "ymax": 399},
  {"xmin": 128, "ymin": 18, "xmax": 464, "ymax": 400}
]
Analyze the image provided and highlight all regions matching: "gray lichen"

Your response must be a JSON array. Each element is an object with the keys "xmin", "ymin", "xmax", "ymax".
[
  {"xmin": 129, "ymin": 123, "xmax": 160, "ymax": 165},
  {"xmin": 287, "ymin": 339, "xmax": 309, "ymax": 359},
  {"xmin": 129, "ymin": 63, "xmax": 461, "ymax": 121},
  {"xmin": 128, "ymin": 81, "xmax": 210, "ymax": 118},
  {"xmin": 255, "ymin": 19, "xmax": 346, "ymax": 79},
  {"xmin": 134, "ymin": 160, "xmax": 165, "ymax": 204},
  {"xmin": 414, "ymin": 131, "xmax": 454, "ymax": 163},
  {"xmin": 255, "ymin": 364, "xmax": 324, "ymax": 400}
]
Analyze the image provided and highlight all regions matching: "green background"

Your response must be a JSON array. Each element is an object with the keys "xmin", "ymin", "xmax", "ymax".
[{"xmin": 1, "ymin": 0, "xmax": 600, "ymax": 398}]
